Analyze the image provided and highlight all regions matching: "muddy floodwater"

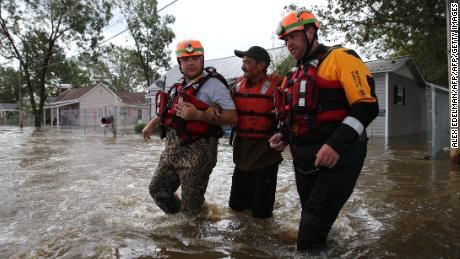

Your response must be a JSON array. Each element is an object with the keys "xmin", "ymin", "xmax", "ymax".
[{"xmin": 0, "ymin": 127, "xmax": 459, "ymax": 258}]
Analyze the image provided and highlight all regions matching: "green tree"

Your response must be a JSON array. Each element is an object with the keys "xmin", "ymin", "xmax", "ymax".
[
  {"xmin": 72, "ymin": 46, "xmax": 146, "ymax": 92},
  {"xmin": 76, "ymin": 51, "xmax": 112, "ymax": 86},
  {"xmin": 0, "ymin": 66, "xmax": 20, "ymax": 103},
  {"xmin": 56, "ymin": 59, "xmax": 91, "ymax": 88},
  {"xmin": 274, "ymin": 55, "xmax": 296, "ymax": 76},
  {"xmin": 0, "ymin": 0, "xmax": 112, "ymax": 126},
  {"xmin": 37, "ymin": 44, "xmax": 92, "ymax": 97},
  {"xmin": 316, "ymin": 0, "xmax": 447, "ymax": 85},
  {"xmin": 117, "ymin": 0, "xmax": 175, "ymax": 88},
  {"xmin": 101, "ymin": 45, "xmax": 146, "ymax": 92},
  {"xmin": 45, "ymin": 59, "xmax": 92, "ymax": 98}
]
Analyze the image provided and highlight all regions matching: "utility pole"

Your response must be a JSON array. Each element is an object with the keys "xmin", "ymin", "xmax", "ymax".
[{"xmin": 18, "ymin": 64, "xmax": 23, "ymax": 128}]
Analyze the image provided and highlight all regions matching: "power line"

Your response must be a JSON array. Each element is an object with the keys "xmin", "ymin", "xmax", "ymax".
[
  {"xmin": 101, "ymin": 18, "xmax": 124, "ymax": 33},
  {"xmin": 158, "ymin": 0, "xmax": 179, "ymax": 12},
  {"xmin": 99, "ymin": 28, "xmax": 129, "ymax": 45},
  {"xmin": 99, "ymin": 0, "xmax": 179, "ymax": 46}
]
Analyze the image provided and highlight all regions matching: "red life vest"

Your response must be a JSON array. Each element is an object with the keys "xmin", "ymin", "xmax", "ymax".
[
  {"xmin": 156, "ymin": 68, "xmax": 228, "ymax": 143},
  {"xmin": 274, "ymin": 46, "xmax": 349, "ymax": 142},
  {"xmin": 233, "ymin": 74, "xmax": 282, "ymax": 139}
]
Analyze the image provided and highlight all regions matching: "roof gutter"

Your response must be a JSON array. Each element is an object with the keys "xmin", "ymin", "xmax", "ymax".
[{"xmin": 44, "ymin": 100, "xmax": 80, "ymax": 109}]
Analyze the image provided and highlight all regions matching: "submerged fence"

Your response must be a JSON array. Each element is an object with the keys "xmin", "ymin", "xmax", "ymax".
[
  {"xmin": 0, "ymin": 113, "xmax": 35, "ymax": 127},
  {"xmin": 0, "ymin": 105, "xmax": 150, "ymax": 135}
]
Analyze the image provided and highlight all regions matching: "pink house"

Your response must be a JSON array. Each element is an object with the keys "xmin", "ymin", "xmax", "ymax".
[{"xmin": 45, "ymin": 83, "xmax": 149, "ymax": 128}]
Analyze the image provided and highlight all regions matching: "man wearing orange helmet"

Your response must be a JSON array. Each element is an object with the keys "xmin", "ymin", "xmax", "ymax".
[
  {"xmin": 228, "ymin": 46, "xmax": 284, "ymax": 219},
  {"xmin": 269, "ymin": 10, "xmax": 379, "ymax": 251},
  {"xmin": 143, "ymin": 40, "xmax": 237, "ymax": 214}
]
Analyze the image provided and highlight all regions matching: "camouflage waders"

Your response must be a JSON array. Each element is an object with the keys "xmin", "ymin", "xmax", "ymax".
[{"xmin": 149, "ymin": 130, "xmax": 218, "ymax": 214}]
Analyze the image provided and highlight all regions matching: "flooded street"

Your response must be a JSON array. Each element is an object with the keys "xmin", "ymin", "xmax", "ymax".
[{"xmin": 0, "ymin": 127, "xmax": 459, "ymax": 258}]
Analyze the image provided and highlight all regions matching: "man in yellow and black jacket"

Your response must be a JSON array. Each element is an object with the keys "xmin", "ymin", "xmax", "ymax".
[{"xmin": 269, "ymin": 10, "xmax": 379, "ymax": 252}]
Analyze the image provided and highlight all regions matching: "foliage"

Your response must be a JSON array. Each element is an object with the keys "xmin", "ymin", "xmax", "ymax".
[
  {"xmin": 316, "ymin": 0, "xmax": 447, "ymax": 85},
  {"xmin": 117, "ymin": 0, "xmax": 175, "ymax": 88},
  {"xmin": 62, "ymin": 45, "xmax": 149, "ymax": 93},
  {"xmin": 74, "ymin": 51, "xmax": 112, "ymax": 86},
  {"xmin": 274, "ymin": 55, "xmax": 296, "ymax": 76},
  {"xmin": 134, "ymin": 122, "xmax": 146, "ymax": 134},
  {"xmin": 0, "ymin": 0, "xmax": 113, "ymax": 126},
  {"xmin": 53, "ymin": 59, "xmax": 91, "ymax": 89},
  {"xmin": 41, "ymin": 46, "xmax": 91, "ymax": 97},
  {"xmin": 0, "ymin": 66, "xmax": 20, "ymax": 103},
  {"xmin": 282, "ymin": 4, "xmax": 303, "ymax": 14},
  {"xmin": 99, "ymin": 45, "xmax": 146, "ymax": 92}
]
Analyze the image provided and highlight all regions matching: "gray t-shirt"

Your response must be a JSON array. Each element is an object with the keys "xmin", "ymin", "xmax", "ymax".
[{"xmin": 194, "ymin": 77, "xmax": 236, "ymax": 110}]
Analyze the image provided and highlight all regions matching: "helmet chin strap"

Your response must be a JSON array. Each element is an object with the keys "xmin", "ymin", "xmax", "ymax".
[{"xmin": 301, "ymin": 28, "xmax": 318, "ymax": 60}]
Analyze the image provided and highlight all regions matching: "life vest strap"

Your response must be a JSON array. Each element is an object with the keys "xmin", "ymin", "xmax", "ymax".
[
  {"xmin": 237, "ymin": 110, "xmax": 275, "ymax": 118},
  {"xmin": 317, "ymin": 101, "xmax": 348, "ymax": 112},
  {"xmin": 235, "ymin": 127, "xmax": 275, "ymax": 135},
  {"xmin": 161, "ymin": 67, "xmax": 228, "ymax": 143},
  {"xmin": 293, "ymin": 100, "xmax": 348, "ymax": 114},
  {"xmin": 233, "ymin": 93, "xmax": 273, "ymax": 100}
]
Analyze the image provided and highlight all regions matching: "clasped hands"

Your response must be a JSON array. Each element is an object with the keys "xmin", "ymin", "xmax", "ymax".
[{"xmin": 268, "ymin": 132, "xmax": 340, "ymax": 169}]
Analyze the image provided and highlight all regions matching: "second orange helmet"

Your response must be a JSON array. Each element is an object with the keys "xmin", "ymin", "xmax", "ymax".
[{"xmin": 276, "ymin": 10, "xmax": 320, "ymax": 39}]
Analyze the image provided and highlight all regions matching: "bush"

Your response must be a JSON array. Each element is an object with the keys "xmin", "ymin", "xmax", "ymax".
[{"xmin": 134, "ymin": 122, "xmax": 146, "ymax": 134}]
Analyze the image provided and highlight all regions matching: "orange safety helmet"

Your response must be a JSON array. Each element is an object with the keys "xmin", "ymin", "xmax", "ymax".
[
  {"xmin": 175, "ymin": 40, "xmax": 204, "ymax": 58},
  {"xmin": 276, "ymin": 10, "xmax": 320, "ymax": 39}
]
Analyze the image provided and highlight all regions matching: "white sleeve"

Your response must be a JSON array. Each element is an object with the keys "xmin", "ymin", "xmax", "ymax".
[{"xmin": 196, "ymin": 78, "xmax": 236, "ymax": 109}]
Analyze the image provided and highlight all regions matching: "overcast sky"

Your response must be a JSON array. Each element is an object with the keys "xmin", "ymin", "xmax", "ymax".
[{"xmin": 103, "ymin": 0, "xmax": 331, "ymax": 65}]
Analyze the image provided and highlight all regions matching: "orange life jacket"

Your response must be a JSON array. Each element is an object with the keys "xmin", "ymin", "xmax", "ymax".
[
  {"xmin": 233, "ymin": 74, "xmax": 282, "ymax": 139},
  {"xmin": 156, "ymin": 67, "xmax": 228, "ymax": 143},
  {"xmin": 274, "ymin": 46, "xmax": 349, "ymax": 142}
]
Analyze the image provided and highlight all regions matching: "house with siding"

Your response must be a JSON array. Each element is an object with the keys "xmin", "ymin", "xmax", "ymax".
[
  {"xmin": 0, "ymin": 103, "xmax": 19, "ymax": 117},
  {"xmin": 45, "ymin": 83, "xmax": 149, "ymax": 127},
  {"xmin": 0, "ymin": 103, "xmax": 19, "ymax": 125},
  {"xmin": 145, "ymin": 84, "xmax": 164, "ymax": 118},
  {"xmin": 150, "ymin": 46, "xmax": 447, "ymax": 145},
  {"xmin": 365, "ymin": 56, "xmax": 428, "ymax": 137}
]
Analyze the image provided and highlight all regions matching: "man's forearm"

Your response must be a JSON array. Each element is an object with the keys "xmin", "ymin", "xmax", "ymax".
[
  {"xmin": 216, "ymin": 109, "xmax": 237, "ymax": 125},
  {"xmin": 199, "ymin": 109, "xmax": 237, "ymax": 125},
  {"xmin": 146, "ymin": 116, "xmax": 160, "ymax": 130}
]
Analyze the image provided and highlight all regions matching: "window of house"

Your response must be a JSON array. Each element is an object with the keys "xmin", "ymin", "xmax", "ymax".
[
  {"xmin": 97, "ymin": 108, "xmax": 104, "ymax": 119},
  {"xmin": 394, "ymin": 85, "xmax": 405, "ymax": 105},
  {"xmin": 120, "ymin": 107, "xmax": 128, "ymax": 116},
  {"xmin": 137, "ymin": 109, "xmax": 143, "ymax": 120}
]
